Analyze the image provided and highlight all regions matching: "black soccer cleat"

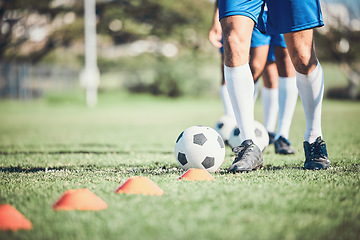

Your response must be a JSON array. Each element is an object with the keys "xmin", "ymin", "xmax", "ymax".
[
  {"xmin": 268, "ymin": 132, "xmax": 276, "ymax": 145},
  {"xmin": 274, "ymin": 136, "xmax": 295, "ymax": 155},
  {"xmin": 303, "ymin": 136, "xmax": 330, "ymax": 170},
  {"xmin": 229, "ymin": 139, "xmax": 263, "ymax": 172}
]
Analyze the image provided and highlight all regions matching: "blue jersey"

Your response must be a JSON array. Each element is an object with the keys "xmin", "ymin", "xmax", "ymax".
[{"xmin": 219, "ymin": 0, "xmax": 324, "ymax": 35}]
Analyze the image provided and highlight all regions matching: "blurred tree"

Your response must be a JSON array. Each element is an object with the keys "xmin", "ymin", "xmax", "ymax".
[
  {"xmin": 3, "ymin": 0, "xmax": 357, "ymax": 98},
  {"xmin": 0, "ymin": 0, "xmax": 83, "ymax": 62},
  {"xmin": 315, "ymin": 1, "xmax": 360, "ymax": 99},
  {"xmin": 0, "ymin": 0, "xmax": 215, "ymax": 98},
  {"xmin": 315, "ymin": 27, "xmax": 360, "ymax": 99},
  {"xmin": 0, "ymin": 0, "xmax": 211, "ymax": 63}
]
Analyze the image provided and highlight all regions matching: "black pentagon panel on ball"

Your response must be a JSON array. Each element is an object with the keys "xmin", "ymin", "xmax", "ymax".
[
  {"xmin": 217, "ymin": 136, "xmax": 225, "ymax": 148},
  {"xmin": 176, "ymin": 131, "xmax": 184, "ymax": 143},
  {"xmin": 193, "ymin": 133, "xmax": 207, "ymax": 146},
  {"xmin": 234, "ymin": 128, "xmax": 240, "ymax": 136},
  {"xmin": 201, "ymin": 157, "xmax": 215, "ymax": 169},
  {"xmin": 177, "ymin": 152, "xmax": 188, "ymax": 165},
  {"xmin": 217, "ymin": 123, "xmax": 224, "ymax": 129},
  {"xmin": 255, "ymin": 128, "xmax": 262, "ymax": 137}
]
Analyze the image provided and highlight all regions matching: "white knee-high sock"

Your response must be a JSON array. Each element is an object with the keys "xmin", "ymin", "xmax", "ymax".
[
  {"xmin": 296, "ymin": 61, "xmax": 324, "ymax": 143},
  {"xmin": 224, "ymin": 63, "xmax": 256, "ymax": 141},
  {"xmin": 276, "ymin": 76, "xmax": 298, "ymax": 140},
  {"xmin": 220, "ymin": 84, "xmax": 235, "ymax": 117},
  {"xmin": 261, "ymin": 87, "xmax": 278, "ymax": 133}
]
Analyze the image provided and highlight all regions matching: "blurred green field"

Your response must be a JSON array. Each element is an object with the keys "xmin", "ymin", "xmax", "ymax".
[{"xmin": 0, "ymin": 89, "xmax": 359, "ymax": 240}]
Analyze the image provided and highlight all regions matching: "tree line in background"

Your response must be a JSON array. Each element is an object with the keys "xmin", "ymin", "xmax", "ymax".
[{"xmin": 0, "ymin": 0, "xmax": 359, "ymax": 99}]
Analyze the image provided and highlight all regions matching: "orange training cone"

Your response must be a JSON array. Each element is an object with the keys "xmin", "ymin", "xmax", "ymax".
[
  {"xmin": 178, "ymin": 168, "xmax": 215, "ymax": 181},
  {"xmin": 115, "ymin": 176, "xmax": 164, "ymax": 196},
  {"xmin": 52, "ymin": 188, "xmax": 108, "ymax": 211},
  {"xmin": 0, "ymin": 204, "xmax": 32, "ymax": 231}
]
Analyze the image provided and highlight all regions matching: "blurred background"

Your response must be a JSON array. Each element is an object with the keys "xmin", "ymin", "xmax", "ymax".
[{"xmin": 0, "ymin": 0, "xmax": 359, "ymax": 104}]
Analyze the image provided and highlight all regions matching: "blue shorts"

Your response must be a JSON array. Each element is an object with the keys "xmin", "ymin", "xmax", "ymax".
[
  {"xmin": 251, "ymin": 28, "xmax": 286, "ymax": 61},
  {"xmin": 267, "ymin": 45, "xmax": 275, "ymax": 62},
  {"xmin": 251, "ymin": 28, "xmax": 286, "ymax": 48},
  {"xmin": 219, "ymin": 0, "xmax": 324, "ymax": 35}
]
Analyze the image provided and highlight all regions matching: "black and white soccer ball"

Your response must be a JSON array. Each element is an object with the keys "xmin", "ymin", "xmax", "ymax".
[
  {"xmin": 174, "ymin": 125, "xmax": 225, "ymax": 172},
  {"xmin": 253, "ymin": 120, "xmax": 269, "ymax": 152},
  {"xmin": 228, "ymin": 120, "xmax": 269, "ymax": 152},
  {"xmin": 213, "ymin": 115, "xmax": 238, "ymax": 145},
  {"xmin": 227, "ymin": 126, "xmax": 241, "ymax": 150}
]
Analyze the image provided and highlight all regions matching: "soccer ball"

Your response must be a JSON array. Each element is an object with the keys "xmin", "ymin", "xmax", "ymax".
[
  {"xmin": 174, "ymin": 125, "xmax": 225, "ymax": 172},
  {"xmin": 227, "ymin": 126, "xmax": 241, "ymax": 150},
  {"xmin": 228, "ymin": 120, "xmax": 269, "ymax": 152},
  {"xmin": 213, "ymin": 115, "xmax": 238, "ymax": 145},
  {"xmin": 253, "ymin": 120, "xmax": 269, "ymax": 152}
]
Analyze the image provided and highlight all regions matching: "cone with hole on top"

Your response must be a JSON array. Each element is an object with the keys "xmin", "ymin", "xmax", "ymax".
[
  {"xmin": 0, "ymin": 204, "xmax": 32, "ymax": 231},
  {"xmin": 178, "ymin": 168, "xmax": 215, "ymax": 181},
  {"xmin": 52, "ymin": 188, "xmax": 107, "ymax": 211},
  {"xmin": 115, "ymin": 176, "xmax": 164, "ymax": 196}
]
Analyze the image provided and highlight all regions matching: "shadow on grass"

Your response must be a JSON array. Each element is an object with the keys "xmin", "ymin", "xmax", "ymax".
[
  {"xmin": 0, "ymin": 143, "xmax": 172, "ymax": 155},
  {"xmin": 0, "ymin": 150, "xmax": 173, "ymax": 155},
  {"xmin": 2, "ymin": 161, "xmax": 357, "ymax": 175},
  {"xmin": 262, "ymin": 165, "xmax": 304, "ymax": 171},
  {"xmin": 0, "ymin": 150, "xmax": 132, "ymax": 155},
  {"xmin": 215, "ymin": 164, "xmax": 304, "ymax": 175},
  {"xmin": 0, "ymin": 165, "xmax": 69, "ymax": 173},
  {"xmin": 0, "ymin": 143, "xmax": 129, "ymax": 155},
  {"xmin": 0, "ymin": 164, "xmax": 184, "ymax": 176},
  {"xmin": 0, "ymin": 163, "xmax": 305, "ymax": 175},
  {"xmin": 0, "ymin": 143, "xmax": 118, "ymax": 149},
  {"xmin": 216, "ymin": 163, "xmax": 360, "ymax": 175}
]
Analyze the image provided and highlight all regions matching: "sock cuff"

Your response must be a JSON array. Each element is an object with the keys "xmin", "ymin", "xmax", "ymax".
[
  {"xmin": 296, "ymin": 60, "xmax": 323, "ymax": 84},
  {"xmin": 224, "ymin": 63, "xmax": 250, "ymax": 74},
  {"xmin": 278, "ymin": 76, "xmax": 296, "ymax": 83},
  {"xmin": 307, "ymin": 61, "xmax": 322, "ymax": 79},
  {"xmin": 220, "ymin": 84, "xmax": 227, "ymax": 92},
  {"xmin": 262, "ymin": 86, "xmax": 278, "ymax": 93}
]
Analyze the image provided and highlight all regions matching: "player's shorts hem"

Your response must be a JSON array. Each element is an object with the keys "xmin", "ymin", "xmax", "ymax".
[
  {"xmin": 268, "ymin": 21, "xmax": 324, "ymax": 35},
  {"xmin": 219, "ymin": 11, "xmax": 258, "ymax": 24},
  {"xmin": 272, "ymin": 39, "xmax": 286, "ymax": 48},
  {"xmin": 251, "ymin": 41, "xmax": 286, "ymax": 48}
]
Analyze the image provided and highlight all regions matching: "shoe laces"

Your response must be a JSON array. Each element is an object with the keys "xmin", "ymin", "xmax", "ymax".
[
  {"xmin": 232, "ymin": 145, "xmax": 245, "ymax": 155},
  {"xmin": 309, "ymin": 137, "xmax": 327, "ymax": 160},
  {"xmin": 233, "ymin": 144, "xmax": 252, "ymax": 162}
]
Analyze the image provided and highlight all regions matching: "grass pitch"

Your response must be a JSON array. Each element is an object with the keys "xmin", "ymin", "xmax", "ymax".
[{"xmin": 0, "ymin": 91, "xmax": 359, "ymax": 240}]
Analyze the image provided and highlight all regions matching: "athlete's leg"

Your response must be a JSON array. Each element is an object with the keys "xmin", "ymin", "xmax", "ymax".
[
  {"xmin": 219, "ymin": 0, "xmax": 264, "ymax": 172},
  {"xmin": 274, "ymin": 45, "xmax": 296, "ymax": 78},
  {"xmin": 284, "ymin": 30, "xmax": 317, "ymax": 75},
  {"xmin": 221, "ymin": 15, "xmax": 256, "ymax": 141},
  {"xmin": 221, "ymin": 16, "xmax": 254, "ymax": 67},
  {"xmin": 250, "ymin": 45, "xmax": 269, "ymax": 104},
  {"xmin": 261, "ymin": 61, "xmax": 279, "ymax": 135},
  {"xmin": 250, "ymin": 45, "xmax": 269, "ymax": 83},
  {"xmin": 265, "ymin": 0, "xmax": 329, "ymax": 169},
  {"xmin": 250, "ymin": 28, "xmax": 271, "ymax": 103},
  {"xmin": 262, "ymin": 61, "xmax": 278, "ymax": 88},
  {"xmin": 219, "ymin": 53, "xmax": 235, "ymax": 117},
  {"xmin": 284, "ymin": 30, "xmax": 324, "ymax": 143},
  {"xmin": 260, "ymin": 43, "xmax": 278, "ymax": 144},
  {"xmin": 274, "ymin": 46, "xmax": 297, "ymax": 140}
]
